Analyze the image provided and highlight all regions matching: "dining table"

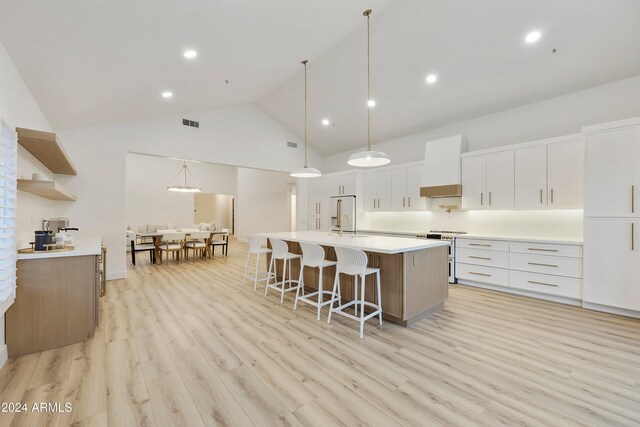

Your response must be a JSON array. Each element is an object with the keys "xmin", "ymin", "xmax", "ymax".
[{"xmin": 136, "ymin": 229, "xmax": 227, "ymax": 264}]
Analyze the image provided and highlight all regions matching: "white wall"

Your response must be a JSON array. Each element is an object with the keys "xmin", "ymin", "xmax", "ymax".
[
  {"xmin": 126, "ymin": 153, "xmax": 237, "ymax": 228},
  {"xmin": 57, "ymin": 104, "xmax": 318, "ymax": 279},
  {"xmin": 0, "ymin": 42, "xmax": 61, "ymax": 366},
  {"xmin": 235, "ymin": 168, "xmax": 293, "ymax": 241},
  {"xmin": 324, "ymin": 75, "xmax": 640, "ymax": 172}
]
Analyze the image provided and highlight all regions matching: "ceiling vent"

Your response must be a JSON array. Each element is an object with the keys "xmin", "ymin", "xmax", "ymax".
[
  {"xmin": 182, "ymin": 119, "xmax": 199, "ymax": 128},
  {"xmin": 286, "ymin": 141, "xmax": 298, "ymax": 148}
]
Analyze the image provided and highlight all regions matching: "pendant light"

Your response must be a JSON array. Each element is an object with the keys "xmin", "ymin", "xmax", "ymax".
[
  {"xmin": 291, "ymin": 59, "xmax": 322, "ymax": 178},
  {"xmin": 167, "ymin": 161, "xmax": 202, "ymax": 192},
  {"xmin": 348, "ymin": 9, "xmax": 390, "ymax": 168}
]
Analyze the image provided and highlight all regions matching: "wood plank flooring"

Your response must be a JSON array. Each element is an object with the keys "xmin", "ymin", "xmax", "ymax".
[{"xmin": 1, "ymin": 241, "xmax": 639, "ymax": 426}]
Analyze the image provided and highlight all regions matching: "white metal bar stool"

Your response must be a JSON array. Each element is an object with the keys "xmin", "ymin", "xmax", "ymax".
[
  {"xmin": 327, "ymin": 246, "xmax": 382, "ymax": 339},
  {"xmin": 243, "ymin": 235, "xmax": 275, "ymax": 292},
  {"xmin": 265, "ymin": 238, "xmax": 302, "ymax": 304},
  {"xmin": 294, "ymin": 243, "xmax": 340, "ymax": 320}
]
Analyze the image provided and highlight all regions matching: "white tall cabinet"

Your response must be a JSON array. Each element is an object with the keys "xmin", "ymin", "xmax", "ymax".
[{"xmin": 583, "ymin": 118, "xmax": 640, "ymax": 315}]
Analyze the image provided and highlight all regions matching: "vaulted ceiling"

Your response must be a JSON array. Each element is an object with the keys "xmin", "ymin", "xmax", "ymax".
[{"xmin": 1, "ymin": 0, "xmax": 639, "ymax": 155}]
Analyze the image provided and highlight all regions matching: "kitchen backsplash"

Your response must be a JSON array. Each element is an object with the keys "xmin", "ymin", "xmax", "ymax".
[{"xmin": 359, "ymin": 207, "xmax": 583, "ymax": 240}]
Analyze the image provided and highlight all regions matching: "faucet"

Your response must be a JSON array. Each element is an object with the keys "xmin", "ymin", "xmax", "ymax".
[{"xmin": 338, "ymin": 214, "xmax": 350, "ymax": 237}]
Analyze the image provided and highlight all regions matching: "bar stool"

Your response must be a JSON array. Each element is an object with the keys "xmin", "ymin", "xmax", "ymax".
[
  {"xmin": 265, "ymin": 238, "xmax": 302, "ymax": 304},
  {"xmin": 327, "ymin": 246, "xmax": 382, "ymax": 339},
  {"xmin": 243, "ymin": 235, "xmax": 275, "ymax": 292},
  {"xmin": 294, "ymin": 243, "xmax": 340, "ymax": 320}
]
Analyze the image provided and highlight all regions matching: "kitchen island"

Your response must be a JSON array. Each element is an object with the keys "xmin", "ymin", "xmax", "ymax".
[
  {"xmin": 256, "ymin": 231, "xmax": 450, "ymax": 325},
  {"xmin": 7, "ymin": 234, "xmax": 105, "ymax": 357}
]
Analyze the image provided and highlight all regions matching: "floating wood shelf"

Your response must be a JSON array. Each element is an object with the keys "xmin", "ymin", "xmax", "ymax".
[
  {"xmin": 17, "ymin": 179, "xmax": 76, "ymax": 201},
  {"xmin": 16, "ymin": 127, "xmax": 77, "ymax": 175}
]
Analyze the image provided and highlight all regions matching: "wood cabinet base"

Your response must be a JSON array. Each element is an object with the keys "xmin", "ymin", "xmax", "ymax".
[
  {"xmin": 6, "ymin": 255, "xmax": 98, "ymax": 358},
  {"xmin": 270, "ymin": 242, "xmax": 449, "ymax": 326}
]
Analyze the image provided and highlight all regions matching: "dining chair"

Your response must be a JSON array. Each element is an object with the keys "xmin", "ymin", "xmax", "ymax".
[
  {"xmin": 184, "ymin": 231, "xmax": 210, "ymax": 260},
  {"xmin": 211, "ymin": 228, "xmax": 230, "ymax": 256},
  {"xmin": 158, "ymin": 232, "xmax": 186, "ymax": 264},
  {"xmin": 128, "ymin": 233, "xmax": 155, "ymax": 265}
]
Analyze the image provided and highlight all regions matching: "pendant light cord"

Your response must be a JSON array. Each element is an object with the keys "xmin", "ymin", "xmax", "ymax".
[
  {"xmin": 365, "ymin": 9, "xmax": 372, "ymax": 152},
  {"xmin": 302, "ymin": 59, "xmax": 308, "ymax": 167}
]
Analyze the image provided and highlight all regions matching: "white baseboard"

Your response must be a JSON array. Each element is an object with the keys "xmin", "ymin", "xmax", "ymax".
[
  {"xmin": 455, "ymin": 280, "xmax": 582, "ymax": 306},
  {"xmin": 582, "ymin": 302, "xmax": 640, "ymax": 319},
  {"xmin": 106, "ymin": 271, "xmax": 127, "ymax": 281},
  {"xmin": 0, "ymin": 344, "xmax": 7, "ymax": 369}
]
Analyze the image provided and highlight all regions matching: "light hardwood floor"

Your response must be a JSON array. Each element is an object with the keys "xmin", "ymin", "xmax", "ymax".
[{"xmin": 1, "ymin": 241, "xmax": 639, "ymax": 426}]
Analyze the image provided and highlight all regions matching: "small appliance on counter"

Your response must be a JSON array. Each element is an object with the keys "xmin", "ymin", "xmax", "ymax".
[
  {"xmin": 23, "ymin": 217, "xmax": 80, "ymax": 252},
  {"xmin": 415, "ymin": 230, "xmax": 467, "ymax": 283}
]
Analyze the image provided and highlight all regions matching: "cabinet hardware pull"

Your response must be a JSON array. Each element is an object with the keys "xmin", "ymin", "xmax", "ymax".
[
  {"xmin": 528, "ymin": 280, "xmax": 558, "ymax": 287},
  {"xmin": 540, "ymin": 189, "xmax": 543, "ymax": 204},
  {"xmin": 632, "ymin": 185, "xmax": 635, "ymax": 213},
  {"xmin": 408, "ymin": 197, "xmax": 411, "ymax": 207},
  {"xmin": 481, "ymin": 193, "xmax": 484, "ymax": 205},
  {"xmin": 632, "ymin": 223, "xmax": 635, "ymax": 251},
  {"xmin": 469, "ymin": 256, "xmax": 492, "ymax": 260},
  {"xmin": 489, "ymin": 192, "xmax": 492, "ymax": 205},
  {"xmin": 551, "ymin": 188, "xmax": 554, "ymax": 204},
  {"xmin": 527, "ymin": 248, "xmax": 558, "ymax": 252},
  {"xmin": 469, "ymin": 272, "xmax": 491, "ymax": 277},
  {"xmin": 528, "ymin": 262, "xmax": 558, "ymax": 268},
  {"xmin": 469, "ymin": 243, "xmax": 491, "ymax": 247},
  {"xmin": 403, "ymin": 197, "xmax": 405, "ymax": 208}
]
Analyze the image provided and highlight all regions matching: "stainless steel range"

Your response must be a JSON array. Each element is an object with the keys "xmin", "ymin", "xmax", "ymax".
[{"xmin": 415, "ymin": 230, "xmax": 467, "ymax": 283}]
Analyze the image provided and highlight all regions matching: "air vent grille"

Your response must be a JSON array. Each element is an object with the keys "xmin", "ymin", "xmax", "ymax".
[
  {"xmin": 286, "ymin": 141, "xmax": 298, "ymax": 148},
  {"xmin": 182, "ymin": 119, "xmax": 200, "ymax": 128}
]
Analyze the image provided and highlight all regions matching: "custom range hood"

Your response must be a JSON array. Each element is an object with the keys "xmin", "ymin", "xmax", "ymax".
[{"xmin": 420, "ymin": 135, "xmax": 468, "ymax": 198}]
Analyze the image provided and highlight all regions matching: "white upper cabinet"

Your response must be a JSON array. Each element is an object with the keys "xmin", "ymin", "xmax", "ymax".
[
  {"xmin": 547, "ymin": 138, "xmax": 584, "ymax": 209},
  {"xmin": 391, "ymin": 165, "xmax": 425, "ymax": 211},
  {"xmin": 329, "ymin": 173, "xmax": 357, "ymax": 197},
  {"xmin": 308, "ymin": 177, "xmax": 330, "ymax": 216},
  {"xmin": 391, "ymin": 169, "xmax": 407, "ymax": 211},
  {"xmin": 514, "ymin": 138, "xmax": 583, "ymax": 209},
  {"xmin": 515, "ymin": 145, "xmax": 547, "ymax": 208},
  {"xmin": 462, "ymin": 151, "xmax": 514, "ymax": 210},
  {"xmin": 461, "ymin": 155, "xmax": 486, "ymax": 209},
  {"xmin": 585, "ymin": 125, "xmax": 640, "ymax": 217},
  {"xmin": 365, "ymin": 170, "xmax": 392, "ymax": 211},
  {"xmin": 485, "ymin": 151, "xmax": 515, "ymax": 209}
]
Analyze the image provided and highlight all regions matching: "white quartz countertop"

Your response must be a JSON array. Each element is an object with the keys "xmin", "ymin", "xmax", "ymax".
[
  {"xmin": 458, "ymin": 234, "xmax": 583, "ymax": 245},
  {"xmin": 17, "ymin": 233, "xmax": 103, "ymax": 260},
  {"xmin": 255, "ymin": 231, "xmax": 450, "ymax": 254}
]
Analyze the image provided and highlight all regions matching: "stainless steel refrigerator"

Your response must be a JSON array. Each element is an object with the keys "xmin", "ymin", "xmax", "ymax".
[{"xmin": 330, "ymin": 195, "xmax": 356, "ymax": 233}]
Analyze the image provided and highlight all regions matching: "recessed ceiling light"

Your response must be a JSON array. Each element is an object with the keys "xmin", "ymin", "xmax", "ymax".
[
  {"xmin": 183, "ymin": 50, "xmax": 197, "ymax": 59},
  {"xmin": 425, "ymin": 74, "xmax": 437, "ymax": 84},
  {"xmin": 322, "ymin": 119, "xmax": 330, "ymax": 126},
  {"xmin": 367, "ymin": 99, "xmax": 376, "ymax": 108},
  {"xmin": 525, "ymin": 31, "xmax": 541, "ymax": 44},
  {"xmin": 162, "ymin": 91, "xmax": 173, "ymax": 98}
]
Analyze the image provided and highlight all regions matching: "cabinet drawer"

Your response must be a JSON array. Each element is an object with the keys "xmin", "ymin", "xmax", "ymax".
[
  {"xmin": 510, "ymin": 271, "xmax": 582, "ymax": 299},
  {"xmin": 456, "ymin": 238, "xmax": 509, "ymax": 252},
  {"xmin": 456, "ymin": 248, "xmax": 509, "ymax": 268},
  {"xmin": 510, "ymin": 242, "xmax": 582, "ymax": 258},
  {"xmin": 510, "ymin": 253, "xmax": 583, "ymax": 278},
  {"xmin": 456, "ymin": 263, "xmax": 509, "ymax": 287}
]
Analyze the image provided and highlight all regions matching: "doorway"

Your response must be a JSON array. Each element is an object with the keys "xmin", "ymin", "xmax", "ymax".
[{"xmin": 194, "ymin": 193, "xmax": 235, "ymax": 234}]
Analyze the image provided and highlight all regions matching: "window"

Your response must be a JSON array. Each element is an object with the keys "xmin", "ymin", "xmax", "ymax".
[{"xmin": 0, "ymin": 120, "xmax": 16, "ymax": 315}]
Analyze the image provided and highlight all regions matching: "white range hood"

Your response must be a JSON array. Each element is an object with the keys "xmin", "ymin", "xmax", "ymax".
[{"xmin": 420, "ymin": 135, "xmax": 468, "ymax": 198}]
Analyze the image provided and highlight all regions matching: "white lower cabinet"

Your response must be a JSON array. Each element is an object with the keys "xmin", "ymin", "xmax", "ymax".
[
  {"xmin": 308, "ymin": 216, "xmax": 329, "ymax": 232},
  {"xmin": 584, "ymin": 218, "xmax": 640, "ymax": 312},
  {"xmin": 456, "ymin": 237, "xmax": 583, "ymax": 302}
]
